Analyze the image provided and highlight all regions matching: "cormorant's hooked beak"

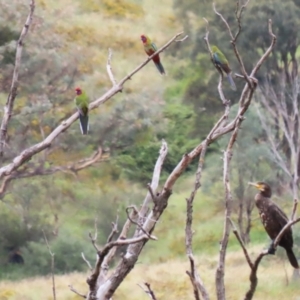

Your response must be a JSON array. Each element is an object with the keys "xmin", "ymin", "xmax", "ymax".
[{"xmin": 248, "ymin": 182, "xmax": 262, "ymax": 190}]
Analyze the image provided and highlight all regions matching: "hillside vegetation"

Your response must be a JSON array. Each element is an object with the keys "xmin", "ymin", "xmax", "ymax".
[{"xmin": 0, "ymin": 0, "xmax": 300, "ymax": 298}]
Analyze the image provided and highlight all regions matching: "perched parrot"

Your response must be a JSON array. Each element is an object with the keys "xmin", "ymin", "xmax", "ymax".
[
  {"xmin": 74, "ymin": 87, "xmax": 89, "ymax": 135},
  {"xmin": 141, "ymin": 34, "xmax": 165, "ymax": 75},
  {"xmin": 211, "ymin": 45, "xmax": 236, "ymax": 91}
]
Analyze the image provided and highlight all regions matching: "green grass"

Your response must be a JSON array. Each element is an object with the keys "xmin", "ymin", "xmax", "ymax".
[{"xmin": 1, "ymin": 252, "xmax": 299, "ymax": 300}]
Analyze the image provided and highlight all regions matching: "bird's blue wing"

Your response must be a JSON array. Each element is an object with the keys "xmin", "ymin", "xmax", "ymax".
[
  {"xmin": 151, "ymin": 42, "xmax": 158, "ymax": 51},
  {"xmin": 213, "ymin": 53, "xmax": 220, "ymax": 65}
]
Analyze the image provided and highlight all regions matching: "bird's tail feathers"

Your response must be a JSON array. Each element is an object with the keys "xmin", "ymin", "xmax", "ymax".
[
  {"xmin": 79, "ymin": 114, "xmax": 89, "ymax": 135},
  {"xmin": 286, "ymin": 248, "xmax": 299, "ymax": 269},
  {"xmin": 227, "ymin": 73, "xmax": 237, "ymax": 91},
  {"xmin": 155, "ymin": 62, "xmax": 166, "ymax": 75}
]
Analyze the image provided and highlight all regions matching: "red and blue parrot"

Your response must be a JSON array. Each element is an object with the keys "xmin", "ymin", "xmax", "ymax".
[{"xmin": 141, "ymin": 34, "xmax": 165, "ymax": 75}]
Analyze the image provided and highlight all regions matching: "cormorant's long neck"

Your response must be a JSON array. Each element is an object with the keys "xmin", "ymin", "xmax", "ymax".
[{"xmin": 255, "ymin": 193, "xmax": 271, "ymax": 209}]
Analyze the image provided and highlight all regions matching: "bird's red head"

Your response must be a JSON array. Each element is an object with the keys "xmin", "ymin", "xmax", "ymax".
[
  {"xmin": 75, "ymin": 87, "xmax": 82, "ymax": 95},
  {"xmin": 141, "ymin": 35, "xmax": 147, "ymax": 43}
]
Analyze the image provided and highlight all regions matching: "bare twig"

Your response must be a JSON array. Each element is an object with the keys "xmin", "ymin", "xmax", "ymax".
[
  {"xmin": 107, "ymin": 214, "xmax": 119, "ymax": 243},
  {"xmin": 138, "ymin": 282, "xmax": 158, "ymax": 300},
  {"xmin": 87, "ymin": 234, "xmax": 151, "ymax": 291},
  {"xmin": 126, "ymin": 206, "xmax": 157, "ymax": 240},
  {"xmin": 273, "ymin": 217, "xmax": 300, "ymax": 248},
  {"xmin": 257, "ymin": 75, "xmax": 300, "ymax": 201},
  {"xmin": 81, "ymin": 252, "xmax": 93, "ymax": 271},
  {"xmin": 8, "ymin": 147, "xmax": 106, "ymax": 180},
  {"xmin": 203, "ymin": 18, "xmax": 228, "ymax": 105},
  {"xmin": 213, "ymin": 2, "xmax": 251, "ymax": 86},
  {"xmin": 228, "ymin": 218, "xmax": 253, "ymax": 269},
  {"xmin": 291, "ymin": 198, "xmax": 298, "ymax": 221},
  {"xmin": 250, "ymin": 20, "xmax": 276, "ymax": 77},
  {"xmin": 0, "ymin": 147, "xmax": 106, "ymax": 199},
  {"xmin": 175, "ymin": 35, "xmax": 188, "ymax": 42},
  {"xmin": 69, "ymin": 285, "xmax": 86, "ymax": 299},
  {"xmin": 0, "ymin": 0, "xmax": 35, "ymax": 157},
  {"xmin": 216, "ymin": 122, "xmax": 241, "ymax": 300},
  {"xmin": 244, "ymin": 250, "xmax": 269, "ymax": 300},
  {"xmin": 89, "ymin": 218, "xmax": 100, "ymax": 252},
  {"xmin": 107, "ymin": 48, "xmax": 117, "ymax": 87},
  {"xmin": 234, "ymin": 0, "xmax": 251, "ymax": 41},
  {"xmin": 185, "ymin": 141, "xmax": 210, "ymax": 300},
  {"xmin": 140, "ymin": 140, "xmax": 168, "ymax": 218},
  {"xmin": 147, "ymin": 183, "xmax": 157, "ymax": 203},
  {"xmin": 0, "ymin": 175, "xmax": 12, "ymax": 200},
  {"xmin": 255, "ymin": 104, "xmax": 292, "ymax": 177},
  {"xmin": 43, "ymin": 230, "xmax": 56, "ymax": 300},
  {"xmin": 98, "ymin": 208, "xmax": 138, "ymax": 285}
]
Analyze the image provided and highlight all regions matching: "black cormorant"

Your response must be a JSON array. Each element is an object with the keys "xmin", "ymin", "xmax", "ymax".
[{"xmin": 248, "ymin": 181, "xmax": 299, "ymax": 269}]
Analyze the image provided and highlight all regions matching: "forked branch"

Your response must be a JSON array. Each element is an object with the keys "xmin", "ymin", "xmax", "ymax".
[
  {"xmin": 185, "ymin": 141, "xmax": 210, "ymax": 300},
  {"xmin": 0, "ymin": 33, "xmax": 186, "ymax": 192},
  {"xmin": 0, "ymin": 0, "xmax": 35, "ymax": 157},
  {"xmin": 138, "ymin": 282, "xmax": 158, "ymax": 300}
]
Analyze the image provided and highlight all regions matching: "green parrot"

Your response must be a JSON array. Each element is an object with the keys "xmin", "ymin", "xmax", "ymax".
[
  {"xmin": 141, "ymin": 34, "xmax": 165, "ymax": 75},
  {"xmin": 211, "ymin": 45, "xmax": 236, "ymax": 91},
  {"xmin": 74, "ymin": 87, "xmax": 89, "ymax": 135}
]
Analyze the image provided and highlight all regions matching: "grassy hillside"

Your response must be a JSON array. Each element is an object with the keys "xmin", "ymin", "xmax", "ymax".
[
  {"xmin": 0, "ymin": 247, "xmax": 299, "ymax": 300},
  {"xmin": 1, "ymin": 174, "xmax": 299, "ymax": 299}
]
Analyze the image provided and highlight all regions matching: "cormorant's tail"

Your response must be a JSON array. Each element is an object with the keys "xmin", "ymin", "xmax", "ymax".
[
  {"xmin": 286, "ymin": 248, "xmax": 299, "ymax": 269},
  {"xmin": 227, "ymin": 73, "xmax": 237, "ymax": 91},
  {"xmin": 154, "ymin": 62, "xmax": 165, "ymax": 75},
  {"xmin": 79, "ymin": 114, "xmax": 89, "ymax": 135}
]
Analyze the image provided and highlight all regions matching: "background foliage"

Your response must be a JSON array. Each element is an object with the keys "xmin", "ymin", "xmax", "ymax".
[{"xmin": 0, "ymin": 0, "xmax": 299, "ymax": 285}]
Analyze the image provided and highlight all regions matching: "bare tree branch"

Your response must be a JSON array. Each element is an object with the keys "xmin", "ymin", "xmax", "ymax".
[
  {"xmin": 163, "ymin": 18, "xmax": 275, "ymax": 193},
  {"xmin": 291, "ymin": 198, "xmax": 298, "ymax": 221},
  {"xmin": 203, "ymin": 18, "xmax": 228, "ymax": 105},
  {"xmin": 0, "ymin": 33, "xmax": 185, "ymax": 181},
  {"xmin": 118, "ymin": 33, "xmax": 187, "ymax": 86},
  {"xmin": 234, "ymin": 0, "xmax": 251, "ymax": 41},
  {"xmin": 138, "ymin": 282, "xmax": 158, "ymax": 300},
  {"xmin": 255, "ymin": 103, "xmax": 292, "ymax": 178},
  {"xmin": 89, "ymin": 218, "xmax": 100, "ymax": 252},
  {"xmin": 107, "ymin": 214, "xmax": 119, "ymax": 243},
  {"xmin": 69, "ymin": 285, "xmax": 86, "ymax": 299},
  {"xmin": 0, "ymin": 0, "xmax": 35, "ymax": 157},
  {"xmin": 273, "ymin": 218, "xmax": 300, "ymax": 249},
  {"xmin": 87, "ymin": 234, "xmax": 151, "ymax": 293},
  {"xmin": 244, "ymin": 250, "xmax": 269, "ymax": 300},
  {"xmin": 140, "ymin": 139, "xmax": 168, "ymax": 218},
  {"xmin": 0, "ymin": 146, "xmax": 106, "ymax": 199},
  {"xmin": 216, "ymin": 121, "xmax": 241, "ymax": 300},
  {"xmin": 213, "ymin": 2, "xmax": 251, "ymax": 86},
  {"xmin": 8, "ymin": 147, "xmax": 106, "ymax": 180},
  {"xmin": 98, "ymin": 208, "xmax": 138, "ymax": 286},
  {"xmin": 43, "ymin": 230, "xmax": 56, "ymax": 300},
  {"xmin": 228, "ymin": 218, "xmax": 253, "ymax": 269},
  {"xmin": 82, "ymin": 252, "xmax": 93, "ymax": 271},
  {"xmin": 0, "ymin": 175, "xmax": 12, "ymax": 200},
  {"xmin": 185, "ymin": 141, "xmax": 210, "ymax": 300},
  {"xmin": 257, "ymin": 75, "xmax": 300, "ymax": 201},
  {"xmin": 126, "ymin": 206, "xmax": 157, "ymax": 240},
  {"xmin": 250, "ymin": 20, "xmax": 276, "ymax": 77},
  {"xmin": 107, "ymin": 48, "xmax": 117, "ymax": 87}
]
